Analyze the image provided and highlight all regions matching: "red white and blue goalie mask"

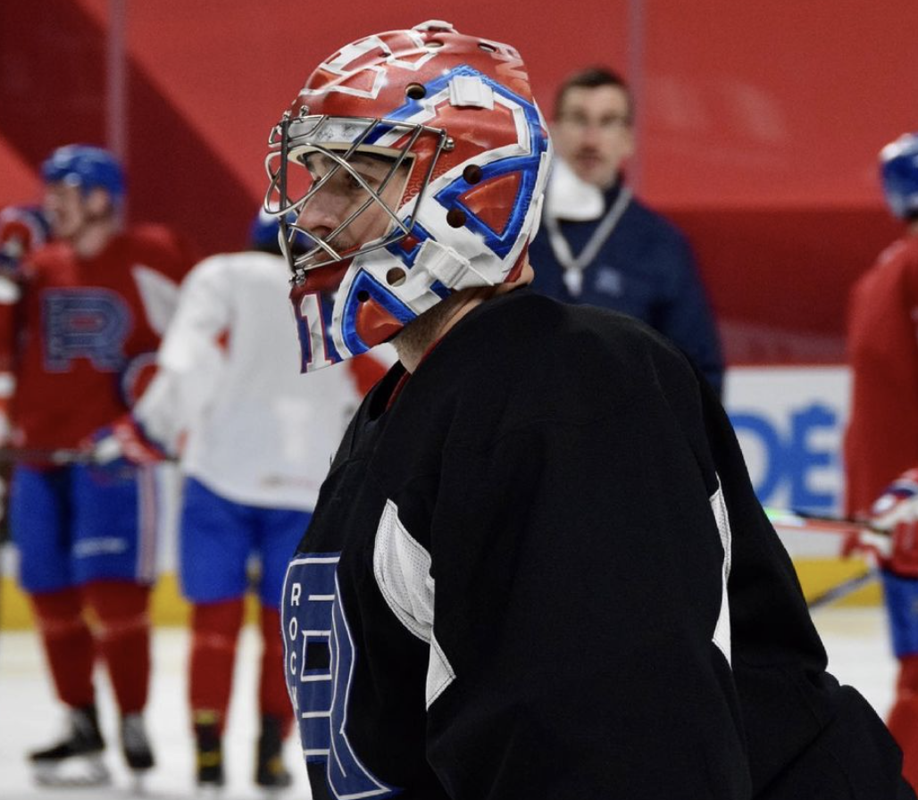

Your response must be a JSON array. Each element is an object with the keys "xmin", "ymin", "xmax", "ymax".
[{"xmin": 264, "ymin": 20, "xmax": 552, "ymax": 372}]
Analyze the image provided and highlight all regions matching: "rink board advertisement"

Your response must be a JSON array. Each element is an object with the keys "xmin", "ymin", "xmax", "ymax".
[
  {"xmin": 725, "ymin": 365, "xmax": 850, "ymax": 519},
  {"xmin": 724, "ymin": 365, "xmax": 879, "ymax": 603},
  {"xmin": 725, "ymin": 365, "xmax": 860, "ymax": 562}
]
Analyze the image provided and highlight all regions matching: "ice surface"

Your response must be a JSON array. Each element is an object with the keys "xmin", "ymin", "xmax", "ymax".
[
  {"xmin": 0, "ymin": 625, "xmax": 310, "ymax": 800},
  {"xmin": 0, "ymin": 607, "xmax": 899, "ymax": 799}
]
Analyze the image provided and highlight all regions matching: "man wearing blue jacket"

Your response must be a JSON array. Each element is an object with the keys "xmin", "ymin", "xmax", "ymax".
[{"xmin": 529, "ymin": 67, "xmax": 724, "ymax": 395}]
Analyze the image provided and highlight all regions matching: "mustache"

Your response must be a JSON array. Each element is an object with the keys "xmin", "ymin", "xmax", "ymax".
[{"xmin": 297, "ymin": 229, "xmax": 360, "ymax": 265}]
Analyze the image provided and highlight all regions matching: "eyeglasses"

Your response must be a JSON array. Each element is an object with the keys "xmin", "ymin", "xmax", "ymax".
[{"xmin": 558, "ymin": 113, "xmax": 632, "ymax": 133}]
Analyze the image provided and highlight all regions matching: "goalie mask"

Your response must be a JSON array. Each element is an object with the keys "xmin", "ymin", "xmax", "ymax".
[{"xmin": 265, "ymin": 20, "xmax": 551, "ymax": 372}]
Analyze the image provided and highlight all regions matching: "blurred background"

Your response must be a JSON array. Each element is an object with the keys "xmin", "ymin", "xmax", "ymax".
[
  {"xmin": 0, "ymin": 3, "xmax": 913, "ymax": 796},
  {"xmin": 3, "ymin": 0, "xmax": 910, "ymax": 358},
  {"xmin": 1, "ymin": 0, "xmax": 913, "ymax": 601}
]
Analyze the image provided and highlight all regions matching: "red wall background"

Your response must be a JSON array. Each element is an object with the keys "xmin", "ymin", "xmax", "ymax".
[{"xmin": 1, "ymin": 0, "xmax": 913, "ymax": 364}]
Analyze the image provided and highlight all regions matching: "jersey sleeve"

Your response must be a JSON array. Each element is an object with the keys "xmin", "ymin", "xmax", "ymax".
[
  {"xmin": 696, "ymin": 369, "xmax": 912, "ymax": 798},
  {"xmin": 132, "ymin": 257, "xmax": 229, "ymax": 451},
  {"xmin": 413, "ymin": 397, "xmax": 750, "ymax": 797},
  {"xmin": 0, "ymin": 269, "xmax": 21, "ymax": 385},
  {"xmin": 406, "ymin": 355, "xmax": 907, "ymax": 798},
  {"xmin": 123, "ymin": 225, "xmax": 201, "ymax": 355},
  {"xmin": 0, "ymin": 206, "xmax": 48, "ymax": 404},
  {"xmin": 844, "ymin": 244, "xmax": 918, "ymax": 516}
]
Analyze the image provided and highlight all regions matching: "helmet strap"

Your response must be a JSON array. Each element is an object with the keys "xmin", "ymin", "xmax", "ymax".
[{"xmin": 416, "ymin": 239, "xmax": 489, "ymax": 290}]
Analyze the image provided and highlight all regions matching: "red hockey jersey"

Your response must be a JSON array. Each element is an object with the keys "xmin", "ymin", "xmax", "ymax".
[
  {"xmin": 7, "ymin": 225, "xmax": 196, "ymax": 450},
  {"xmin": 845, "ymin": 234, "xmax": 918, "ymax": 516}
]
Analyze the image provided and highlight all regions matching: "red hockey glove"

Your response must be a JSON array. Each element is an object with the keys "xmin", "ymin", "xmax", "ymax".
[
  {"xmin": 87, "ymin": 414, "xmax": 169, "ymax": 467},
  {"xmin": 869, "ymin": 468, "xmax": 918, "ymax": 578},
  {"xmin": 840, "ymin": 529, "xmax": 890, "ymax": 564}
]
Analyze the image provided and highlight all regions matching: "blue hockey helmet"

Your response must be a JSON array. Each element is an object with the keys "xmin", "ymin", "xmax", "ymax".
[
  {"xmin": 248, "ymin": 208, "xmax": 298, "ymax": 254},
  {"xmin": 41, "ymin": 144, "xmax": 126, "ymax": 201},
  {"xmin": 880, "ymin": 133, "xmax": 918, "ymax": 220},
  {"xmin": 249, "ymin": 208, "xmax": 281, "ymax": 252}
]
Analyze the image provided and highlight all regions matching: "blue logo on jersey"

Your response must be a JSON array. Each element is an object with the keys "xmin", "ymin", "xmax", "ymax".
[
  {"xmin": 42, "ymin": 289, "xmax": 131, "ymax": 372},
  {"xmin": 282, "ymin": 554, "xmax": 399, "ymax": 799}
]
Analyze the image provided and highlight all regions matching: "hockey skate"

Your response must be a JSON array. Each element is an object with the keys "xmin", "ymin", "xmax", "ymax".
[
  {"xmin": 121, "ymin": 712, "xmax": 155, "ymax": 790},
  {"xmin": 194, "ymin": 713, "xmax": 225, "ymax": 792},
  {"xmin": 255, "ymin": 715, "xmax": 292, "ymax": 791},
  {"xmin": 29, "ymin": 705, "xmax": 111, "ymax": 787}
]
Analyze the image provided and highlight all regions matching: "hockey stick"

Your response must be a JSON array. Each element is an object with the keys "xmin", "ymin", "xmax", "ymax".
[
  {"xmin": 764, "ymin": 506, "xmax": 891, "ymax": 555},
  {"xmin": 763, "ymin": 506, "xmax": 890, "ymax": 610},
  {"xmin": 805, "ymin": 567, "xmax": 880, "ymax": 611},
  {"xmin": 765, "ymin": 506, "xmax": 876, "ymax": 536},
  {"xmin": 0, "ymin": 446, "xmax": 96, "ymax": 466},
  {"xmin": 0, "ymin": 447, "xmax": 175, "ymax": 477}
]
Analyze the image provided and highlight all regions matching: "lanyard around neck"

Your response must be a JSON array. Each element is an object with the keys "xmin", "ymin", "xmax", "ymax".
[{"xmin": 544, "ymin": 186, "xmax": 633, "ymax": 297}]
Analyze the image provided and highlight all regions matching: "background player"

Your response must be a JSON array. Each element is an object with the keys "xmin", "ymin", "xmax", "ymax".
[
  {"xmin": 844, "ymin": 132, "xmax": 918, "ymax": 790},
  {"xmin": 104, "ymin": 210, "xmax": 385, "ymax": 791},
  {"xmin": 3, "ymin": 144, "xmax": 196, "ymax": 787},
  {"xmin": 268, "ymin": 21, "xmax": 914, "ymax": 799},
  {"xmin": 528, "ymin": 66, "xmax": 724, "ymax": 395}
]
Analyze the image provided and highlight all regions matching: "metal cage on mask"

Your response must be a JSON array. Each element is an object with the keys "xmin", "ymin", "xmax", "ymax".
[{"xmin": 264, "ymin": 111, "xmax": 454, "ymax": 284}]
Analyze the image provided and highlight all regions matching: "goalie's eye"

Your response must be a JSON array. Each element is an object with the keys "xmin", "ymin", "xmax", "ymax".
[
  {"xmin": 304, "ymin": 152, "xmax": 400, "ymax": 197},
  {"xmin": 350, "ymin": 160, "xmax": 394, "ymax": 194},
  {"xmin": 301, "ymin": 156, "xmax": 360, "ymax": 198}
]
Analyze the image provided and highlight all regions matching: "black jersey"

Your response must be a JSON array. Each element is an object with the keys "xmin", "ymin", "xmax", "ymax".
[{"xmin": 282, "ymin": 289, "xmax": 911, "ymax": 800}]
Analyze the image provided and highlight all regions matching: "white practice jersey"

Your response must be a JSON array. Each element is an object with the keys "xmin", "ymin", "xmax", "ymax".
[{"xmin": 135, "ymin": 251, "xmax": 369, "ymax": 510}]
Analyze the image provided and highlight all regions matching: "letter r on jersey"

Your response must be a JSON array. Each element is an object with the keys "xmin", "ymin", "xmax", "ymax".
[
  {"xmin": 42, "ymin": 289, "xmax": 131, "ymax": 372},
  {"xmin": 282, "ymin": 554, "xmax": 399, "ymax": 799}
]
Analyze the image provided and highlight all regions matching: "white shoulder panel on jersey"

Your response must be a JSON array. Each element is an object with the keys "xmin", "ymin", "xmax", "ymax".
[
  {"xmin": 131, "ymin": 265, "xmax": 180, "ymax": 336},
  {"xmin": 373, "ymin": 498, "xmax": 455, "ymax": 708},
  {"xmin": 709, "ymin": 476, "xmax": 733, "ymax": 666}
]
